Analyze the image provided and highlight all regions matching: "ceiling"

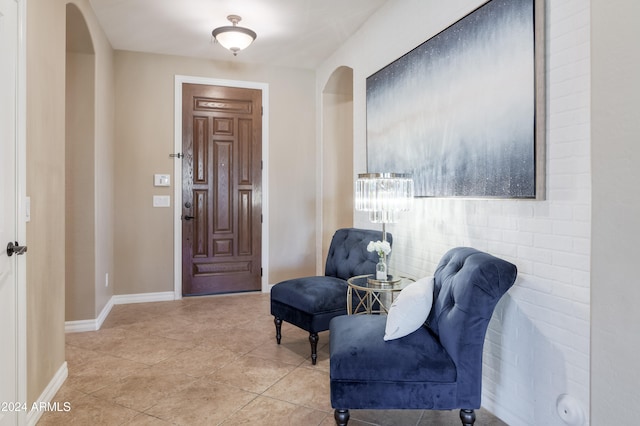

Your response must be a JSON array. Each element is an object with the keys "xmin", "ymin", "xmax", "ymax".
[{"xmin": 88, "ymin": 0, "xmax": 388, "ymax": 69}]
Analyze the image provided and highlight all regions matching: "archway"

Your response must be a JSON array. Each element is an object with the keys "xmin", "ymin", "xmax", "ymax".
[
  {"xmin": 65, "ymin": 3, "xmax": 96, "ymax": 321},
  {"xmin": 321, "ymin": 66, "xmax": 354, "ymax": 264}
]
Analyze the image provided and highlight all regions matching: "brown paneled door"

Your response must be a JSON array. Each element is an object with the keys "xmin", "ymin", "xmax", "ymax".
[{"xmin": 182, "ymin": 83, "xmax": 262, "ymax": 295}]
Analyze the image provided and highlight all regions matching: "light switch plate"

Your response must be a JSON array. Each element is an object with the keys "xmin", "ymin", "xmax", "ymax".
[
  {"xmin": 154, "ymin": 174, "xmax": 170, "ymax": 187},
  {"xmin": 25, "ymin": 196, "xmax": 31, "ymax": 222},
  {"xmin": 153, "ymin": 195, "xmax": 170, "ymax": 207}
]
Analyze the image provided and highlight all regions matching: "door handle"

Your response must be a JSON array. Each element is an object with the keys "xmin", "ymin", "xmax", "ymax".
[
  {"xmin": 6, "ymin": 241, "xmax": 28, "ymax": 257},
  {"xmin": 183, "ymin": 215, "xmax": 195, "ymax": 221}
]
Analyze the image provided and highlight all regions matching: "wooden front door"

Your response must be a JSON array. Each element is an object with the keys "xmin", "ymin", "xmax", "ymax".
[{"xmin": 182, "ymin": 83, "xmax": 262, "ymax": 296}]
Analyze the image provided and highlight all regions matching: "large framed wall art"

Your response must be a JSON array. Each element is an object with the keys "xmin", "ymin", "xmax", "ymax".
[{"xmin": 366, "ymin": 0, "xmax": 545, "ymax": 199}]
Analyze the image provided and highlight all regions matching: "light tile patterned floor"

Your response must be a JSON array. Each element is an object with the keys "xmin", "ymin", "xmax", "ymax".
[{"xmin": 38, "ymin": 292, "xmax": 506, "ymax": 425}]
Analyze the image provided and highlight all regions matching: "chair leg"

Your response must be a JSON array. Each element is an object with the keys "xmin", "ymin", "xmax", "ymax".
[
  {"xmin": 460, "ymin": 409, "xmax": 476, "ymax": 426},
  {"xmin": 309, "ymin": 332, "xmax": 319, "ymax": 365},
  {"xmin": 334, "ymin": 409, "xmax": 349, "ymax": 426},
  {"xmin": 274, "ymin": 317, "xmax": 282, "ymax": 344}
]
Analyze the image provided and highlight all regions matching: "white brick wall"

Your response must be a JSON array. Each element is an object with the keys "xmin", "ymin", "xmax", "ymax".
[{"xmin": 355, "ymin": 1, "xmax": 591, "ymax": 424}]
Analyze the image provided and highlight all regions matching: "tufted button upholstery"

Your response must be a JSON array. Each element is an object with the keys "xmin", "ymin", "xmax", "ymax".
[
  {"xmin": 426, "ymin": 247, "xmax": 518, "ymax": 367},
  {"xmin": 325, "ymin": 228, "xmax": 392, "ymax": 279},
  {"xmin": 271, "ymin": 228, "xmax": 392, "ymax": 365},
  {"xmin": 329, "ymin": 247, "xmax": 517, "ymax": 423}
]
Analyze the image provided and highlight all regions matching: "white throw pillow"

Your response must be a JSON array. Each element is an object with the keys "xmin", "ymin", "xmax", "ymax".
[{"xmin": 383, "ymin": 276, "xmax": 435, "ymax": 341}]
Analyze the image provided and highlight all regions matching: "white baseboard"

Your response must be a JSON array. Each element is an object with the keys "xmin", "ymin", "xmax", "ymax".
[
  {"xmin": 64, "ymin": 296, "xmax": 114, "ymax": 333},
  {"xmin": 112, "ymin": 291, "xmax": 175, "ymax": 305},
  {"xmin": 64, "ymin": 291, "xmax": 175, "ymax": 333},
  {"xmin": 96, "ymin": 296, "xmax": 115, "ymax": 328},
  {"xmin": 64, "ymin": 319, "xmax": 99, "ymax": 333},
  {"xmin": 26, "ymin": 362, "xmax": 68, "ymax": 426}
]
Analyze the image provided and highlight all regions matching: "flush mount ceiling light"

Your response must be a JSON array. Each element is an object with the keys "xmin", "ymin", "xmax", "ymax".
[{"xmin": 211, "ymin": 15, "xmax": 257, "ymax": 56}]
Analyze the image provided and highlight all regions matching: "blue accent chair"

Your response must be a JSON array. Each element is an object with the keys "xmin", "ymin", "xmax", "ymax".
[
  {"xmin": 329, "ymin": 247, "xmax": 517, "ymax": 425},
  {"xmin": 270, "ymin": 228, "xmax": 391, "ymax": 365}
]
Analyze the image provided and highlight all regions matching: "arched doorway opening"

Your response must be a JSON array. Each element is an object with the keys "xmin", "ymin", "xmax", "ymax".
[
  {"xmin": 65, "ymin": 3, "xmax": 96, "ymax": 321},
  {"xmin": 321, "ymin": 66, "xmax": 354, "ymax": 264}
]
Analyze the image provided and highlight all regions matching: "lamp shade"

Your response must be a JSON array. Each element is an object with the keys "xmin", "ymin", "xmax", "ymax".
[
  {"xmin": 355, "ymin": 173, "xmax": 414, "ymax": 223},
  {"xmin": 212, "ymin": 15, "xmax": 257, "ymax": 56}
]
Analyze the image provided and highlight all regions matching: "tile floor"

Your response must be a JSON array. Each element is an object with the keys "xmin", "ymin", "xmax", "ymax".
[{"xmin": 39, "ymin": 292, "xmax": 507, "ymax": 425}]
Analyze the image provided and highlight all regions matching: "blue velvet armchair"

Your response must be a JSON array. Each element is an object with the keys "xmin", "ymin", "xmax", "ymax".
[
  {"xmin": 329, "ymin": 247, "xmax": 517, "ymax": 425},
  {"xmin": 270, "ymin": 228, "xmax": 391, "ymax": 365}
]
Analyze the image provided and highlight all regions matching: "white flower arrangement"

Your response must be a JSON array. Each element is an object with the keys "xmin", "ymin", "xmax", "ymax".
[{"xmin": 367, "ymin": 240, "xmax": 391, "ymax": 258}]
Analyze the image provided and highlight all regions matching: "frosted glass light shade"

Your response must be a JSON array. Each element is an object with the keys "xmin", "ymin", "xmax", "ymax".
[
  {"xmin": 213, "ymin": 27, "xmax": 256, "ymax": 53},
  {"xmin": 212, "ymin": 15, "xmax": 257, "ymax": 56},
  {"xmin": 355, "ymin": 173, "xmax": 414, "ymax": 223}
]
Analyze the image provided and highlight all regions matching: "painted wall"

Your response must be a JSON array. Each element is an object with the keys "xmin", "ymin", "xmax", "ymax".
[
  {"xmin": 26, "ymin": 0, "xmax": 115, "ymax": 402},
  {"xmin": 113, "ymin": 51, "xmax": 316, "ymax": 294},
  {"xmin": 89, "ymin": 0, "xmax": 116, "ymax": 321},
  {"xmin": 26, "ymin": 0, "xmax": 67, "ymax": 404},
  {"xmin": 320, "ymin": 67, "xmax": 354, "ymax": 267},
  {"xmin": 590, "ymin": 0, "xmax": 640, "ymax": 423},
  {"xmin": 65, "ymin": 50, "xmax": 96, "ymax": 321},
  {"xmin": 63, "ymin": 1, "xmax": 115, "ymax": 322},
  {"xmin": 317, "ymin": 0, "xmax": 590, "ymax": 424}
]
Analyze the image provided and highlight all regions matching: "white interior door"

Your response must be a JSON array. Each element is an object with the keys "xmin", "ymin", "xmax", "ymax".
[{"xmin": 0, "ymin": 0, "xmax": 20, "ymax": 424}]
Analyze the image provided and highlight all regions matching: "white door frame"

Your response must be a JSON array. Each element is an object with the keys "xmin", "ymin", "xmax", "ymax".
[
  {"xmin": 173, "ymin": 75, "xmax": 269, "ymax": 299},
  {"xmin": 16, "ymin": 0, "xmax": 27, "ymax": 422}
]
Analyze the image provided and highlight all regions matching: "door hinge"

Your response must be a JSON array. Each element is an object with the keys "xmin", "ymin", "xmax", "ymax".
[
  {"xmin": 261, "ymin": 267, "xmax": 263, "ymax": 277},
  {"xmin": 169, "ymin": 153, "xmax": 183, "ymax": 159},
  {"xmin": 261, "ymin": 214, "xmax": 263, "ymax": 223},
  {"xmin": 261, "ymin": 106, "xmax": 263, "ymax": 116}
]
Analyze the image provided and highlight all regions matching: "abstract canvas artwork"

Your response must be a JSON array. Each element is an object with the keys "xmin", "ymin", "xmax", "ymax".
[{"xmin": 366, "ymin": 0, "xmax": 544, "ymax": 198}]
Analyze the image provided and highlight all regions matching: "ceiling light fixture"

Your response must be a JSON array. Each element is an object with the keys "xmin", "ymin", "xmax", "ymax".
[{"xmin": 211, "ymin": 15, "xmax": 257, "ymax": 56}]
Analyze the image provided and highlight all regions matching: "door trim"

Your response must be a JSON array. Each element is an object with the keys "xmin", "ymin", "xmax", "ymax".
[
  {"xmin": 173, "ymin": 75, "xmax": 269, "ymax": 298},
  {"xmin": 17, "ymin": 0, "xmax": 28, "ymax": 421}
]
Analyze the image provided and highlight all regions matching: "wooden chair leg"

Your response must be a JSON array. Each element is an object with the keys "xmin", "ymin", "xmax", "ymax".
[
  {"xmin": 309, "ymin": 332, "xmax": 319, "ymax": 365},
  {"xmin": 460, "ymin": 409, "xmax": 476, "ymax": 426},
  {"xmin": 334, "ymin": 409, "xmax": 349, "ymax": 426},
  {"xmin": 274, "ymin": 317, "xmax": 282, "ymax": 344}
]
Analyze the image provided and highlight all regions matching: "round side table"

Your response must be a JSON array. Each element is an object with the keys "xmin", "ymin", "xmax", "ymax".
[{"xmin": 347, "ymin": 274, "xmax": 414, "ymax": 315}]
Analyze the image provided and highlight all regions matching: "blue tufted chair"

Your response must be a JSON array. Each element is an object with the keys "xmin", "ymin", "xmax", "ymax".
[
  {"xmin": 270, "ymin": 228, "xmax": 391, "ymax": 365},
  {"xmin": 329, "ymin": 247, "xmax": 517, "ymax": 425}
]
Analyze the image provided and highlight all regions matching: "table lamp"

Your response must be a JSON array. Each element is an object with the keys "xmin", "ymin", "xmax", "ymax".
[{"xmin": 355, "ymin": 173, "xmax": 414, "ymax": 278}]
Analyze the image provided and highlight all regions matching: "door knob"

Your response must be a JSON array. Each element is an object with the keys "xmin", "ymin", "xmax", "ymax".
[
  {"xmin": 6, "ymin": 241, "xmax": 28, "ymax": 257},
  {"xmin": 183, "ymin": 215, "xmax": 195, "ymax": 221}
]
